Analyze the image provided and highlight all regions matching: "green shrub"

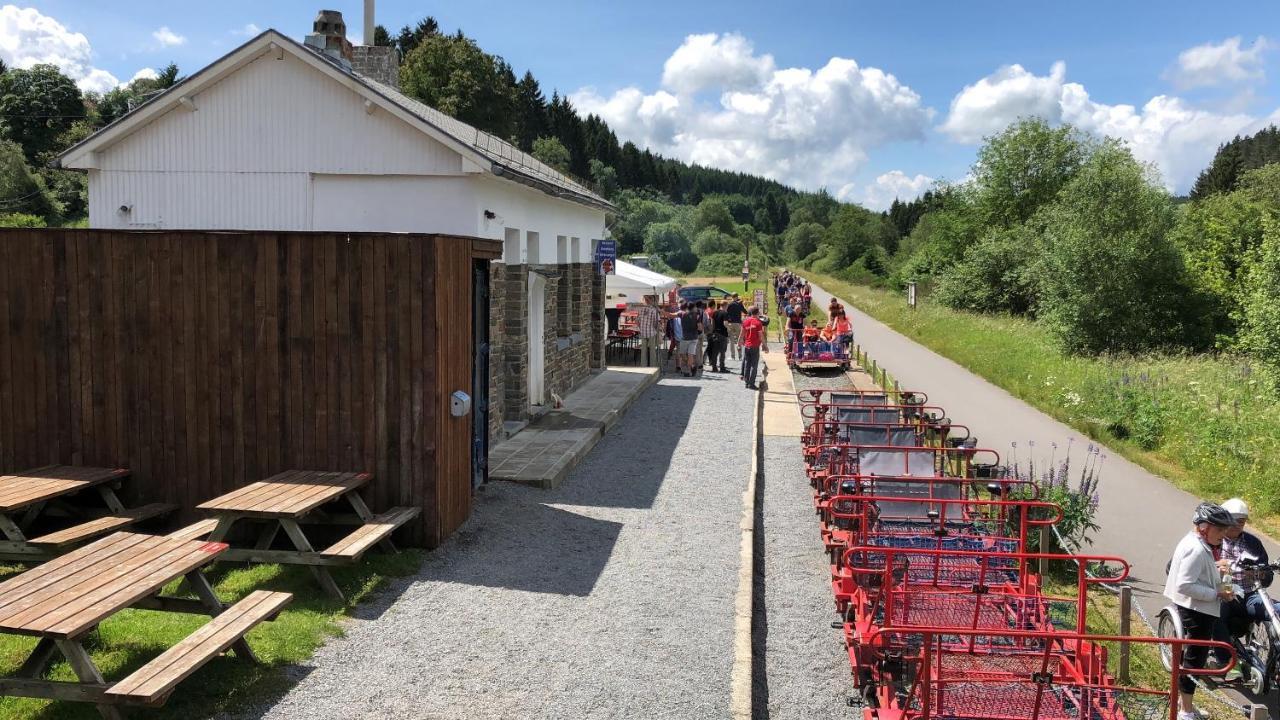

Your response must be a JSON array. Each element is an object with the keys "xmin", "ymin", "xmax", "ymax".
[
  {"xmin": 1038, "ymin": 142, "xmax": 1200, "ymax": 354},
  {"xmin": 1238, "ymin": 216, "xmax": 1280, "ymax": 388},
  {"xmin": 0, "ymin": 213, "xmax": 46, "ymax": 227},
  {"xmin": 933, "ymin": 225, "xmax": 1040, "ymax": 314}
]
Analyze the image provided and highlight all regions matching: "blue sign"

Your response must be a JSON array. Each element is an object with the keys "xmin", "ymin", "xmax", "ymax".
[{"xmin": 594, "ymin": 239, "xmax": 617, "ymax": 275}]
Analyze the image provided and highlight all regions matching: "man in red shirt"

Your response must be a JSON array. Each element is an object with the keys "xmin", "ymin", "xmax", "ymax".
[{"xmin": 740, "ymin": 306, "xmax": 768, "ymax": 389}]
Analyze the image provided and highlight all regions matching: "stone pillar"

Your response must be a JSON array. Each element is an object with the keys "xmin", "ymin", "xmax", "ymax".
[
  {"xmin": 590, "ymin": 264, "xmax": 605, "ymax": 370},
  {"xmin": 488, "ymin": 262, "xmax": 506, "ymax": 444},
  {"xmin": 502, "ymin": 264, "xmax": 529, "ymax": 419}
]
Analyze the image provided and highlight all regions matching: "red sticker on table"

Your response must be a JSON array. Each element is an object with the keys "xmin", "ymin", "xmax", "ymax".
[{"xmin": 198, "ymin": 542, "xmax": 228, "ymax": 553}]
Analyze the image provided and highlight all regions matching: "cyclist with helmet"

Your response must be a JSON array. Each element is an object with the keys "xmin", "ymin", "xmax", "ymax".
[
  {"xmin": 1165, "ymin": 502, "xmax": 1236, "ymax": 720},
  {"xmin": 1210, "ymin": 497, "xmax": 1272, "ymax": 676}
]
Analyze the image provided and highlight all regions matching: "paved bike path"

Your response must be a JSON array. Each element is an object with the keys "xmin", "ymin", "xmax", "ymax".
[{"xmin": 807, "ymin": 281, "xmax": 1280, "ymax": 616}]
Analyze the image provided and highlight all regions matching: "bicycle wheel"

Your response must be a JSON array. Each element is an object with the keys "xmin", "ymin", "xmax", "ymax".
[
  {"xmin": 1247, "ymin": 621, "xmax": 1271, "ymax": 694},
  {"xmin": 1157, "ymin": 608, "xmax": 1183, "ymax": 672}
]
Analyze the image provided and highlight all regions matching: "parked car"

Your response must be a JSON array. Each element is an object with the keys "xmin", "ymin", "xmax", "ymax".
[{"xmin": 677, "ymin": 285, "xmax": 732, "ymax": 302}]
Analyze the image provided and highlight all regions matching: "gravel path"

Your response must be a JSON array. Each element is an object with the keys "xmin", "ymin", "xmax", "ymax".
[
  {"xmin": 759, "ymin": 433, "xmax": 850, "ymax": 719},
  {"xmin": 246, "ymin": 372, "xmax": 756, "ymax": 720}
]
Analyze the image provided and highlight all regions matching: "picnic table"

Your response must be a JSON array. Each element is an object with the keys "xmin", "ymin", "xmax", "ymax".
[
  {"xmin": 192, "ymin": 470, "xmax": 419, "ymax": 603},
  {"xmin": 0, "ymin": 466, "xmax": 174, "ymax": 562},
  {"xmin": 0, "ymin": 531, "xmax": 291, "ymax": 719}
]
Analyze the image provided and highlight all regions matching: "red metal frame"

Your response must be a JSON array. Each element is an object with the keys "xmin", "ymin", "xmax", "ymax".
[
  {"xmin": 860, "ymin": 629, "xmax": 1232, "ymax": 720},
  {"xmin": 797, "ymin": 388, "xmax": 929, "ymax": 406}
]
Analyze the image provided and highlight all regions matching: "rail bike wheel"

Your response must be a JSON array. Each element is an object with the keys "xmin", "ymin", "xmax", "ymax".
[{"xmin": 1156, "ymin": 607, "xmax": 1184, "ymax": 673}]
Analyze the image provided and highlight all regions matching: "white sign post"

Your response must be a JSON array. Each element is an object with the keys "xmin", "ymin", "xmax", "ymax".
[{"xmin": 907, "ymin": 282, "xmax": 917, "ymax": 309}]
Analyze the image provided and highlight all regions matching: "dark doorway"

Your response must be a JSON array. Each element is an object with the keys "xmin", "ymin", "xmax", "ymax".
[{"xmin": 471, "ymin": 260, "xmax": 491, "ymax": 490}]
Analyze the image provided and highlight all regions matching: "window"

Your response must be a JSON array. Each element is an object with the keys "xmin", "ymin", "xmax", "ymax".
[
  {"xmin": 526, "ymin": 231, "xmax": 540, "ymax": 265},
  {"xmin": 503, "ymin": 228, "xmax": 521, "ymax": 264}
]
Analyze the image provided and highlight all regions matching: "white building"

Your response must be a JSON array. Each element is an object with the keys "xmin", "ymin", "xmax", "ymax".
[{"xmin": 57, "ymin": 14, "xmax": 614, "ymax": 450}]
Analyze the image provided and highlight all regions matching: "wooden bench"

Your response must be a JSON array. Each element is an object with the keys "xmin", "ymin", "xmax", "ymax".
[
  {"xmin": 321, "ymin": 507, "xmax": 420, "ymax": 560},
  {"xmin": 166, "ymin": 518, "xmax": 220, "ymax": 542},
  {"xmin": 0, "ymin": 466, "xmax": 177, "ymax": 562},
  {"xmin": 105, "ymin": 590, "xmax": 291, "ymax": 706},
  {"xmin": 0, "ymin": 532, "xmax": 288, "ymax": 719},
  {"xmin": 196, "ymin": 470, "xmax": 417, "ymax": 602},
  {"xmin": 27, "ymin": 503, "xmax": 177, "ymax": 547}
]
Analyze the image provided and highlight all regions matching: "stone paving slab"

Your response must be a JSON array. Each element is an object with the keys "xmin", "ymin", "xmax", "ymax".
[{"xmin": 490, "ymin": 367, "xmax": 659, "ymax": 488}]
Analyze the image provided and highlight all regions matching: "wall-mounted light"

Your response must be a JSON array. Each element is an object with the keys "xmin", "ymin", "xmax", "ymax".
[
  {"xmin": 118, "ymin": 204, "xmax": 133, "ymax": 214},
  {"xmin": 483, "ymin": 209, "xmax": 496, "ymax": 220}
]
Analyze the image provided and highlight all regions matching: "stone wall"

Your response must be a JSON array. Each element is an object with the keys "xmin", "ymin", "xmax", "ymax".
[
  {"xmin": 488, "ymin": 262, "xmax": 506, "ymax": 446},
  {"xmin": 492, "ymin": 262, "xmax": 595, "ymax": 438},
  {"xmin": 351, "ymin": 45, "xmax": 400, "ymax": 88},
  {"xmin": 589, "ymin": 266, "xmax": 605, "ymax": 370}
]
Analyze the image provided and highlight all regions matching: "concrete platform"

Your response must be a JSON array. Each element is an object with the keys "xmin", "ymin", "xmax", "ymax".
[{"xmin": 489, "ymin": 367, "xmax": 660, "ymax": 488}]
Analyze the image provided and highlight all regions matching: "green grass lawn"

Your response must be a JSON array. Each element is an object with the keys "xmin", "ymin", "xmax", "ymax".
[
  {"xmin": 798, "ymin": 270, "xmax": 1280, "ymax": 538},
  {"xmin": 0, "ymin": 551, "xmax": 422, "ymax": 720}
]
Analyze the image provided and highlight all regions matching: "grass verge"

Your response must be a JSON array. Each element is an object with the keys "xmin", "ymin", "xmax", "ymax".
[
  {"xmin": 797, "ymin": 270, "xmax": 1280, "ymax": 539},
  {"xmin": 0, "ymin": 551, "xmax": 423, "ymax": 720}
]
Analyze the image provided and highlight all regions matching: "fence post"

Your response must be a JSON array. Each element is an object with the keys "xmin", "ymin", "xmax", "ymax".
[{"xmin": 1118, "ymin": 586, "xmax": 1132, "ymax": 684}]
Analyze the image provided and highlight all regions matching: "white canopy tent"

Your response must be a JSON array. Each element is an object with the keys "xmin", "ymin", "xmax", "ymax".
[{"xmin": 605, "ymin": 260, "xmax": 678, "ymax": 305}]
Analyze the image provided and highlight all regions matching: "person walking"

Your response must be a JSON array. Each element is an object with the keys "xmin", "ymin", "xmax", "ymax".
[
  {"xmin": 725, "ymin": 293, "xmax": 745, "ymax": 362},
  {"xmin": 740, "ymin": 306, "xmax": 768, "ymax": 389},
  {"xmin": 709, "ymin": 300, "xmax": 730, "ymax": 372},
  {"xmin": 1165, "ymin": 502, "xmax": 1236, "ymax": 720},
  {"xmin": 634, "ymin": 295, "xmax": 663, "ymax": 367},
  {"xmin": 679, "ymin": 302, "xmax": 702, "ymax": 377}
]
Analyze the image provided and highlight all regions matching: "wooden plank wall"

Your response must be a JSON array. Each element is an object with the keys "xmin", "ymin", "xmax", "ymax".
[
  {"xmin": 433, "ymin": 240, "xmax": 473, "ymax": 542},
  {"xmin": 0, "ymin": 229, "xmax": 476, "ymax": 547}
]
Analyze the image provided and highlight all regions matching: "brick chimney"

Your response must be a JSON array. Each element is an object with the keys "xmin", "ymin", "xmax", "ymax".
[{"xmin": 351, "ymin": 0, "xmax": 400, "ymax": 89}]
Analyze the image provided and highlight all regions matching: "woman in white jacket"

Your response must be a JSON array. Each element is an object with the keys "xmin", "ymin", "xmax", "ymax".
[{"xmin": 1164, "ymin": 502, "xmax": 1236, "ymax": 720}]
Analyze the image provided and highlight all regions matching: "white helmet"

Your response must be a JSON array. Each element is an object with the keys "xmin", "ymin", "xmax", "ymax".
[{"xmin": 1222, "ymin": 497, "xmax": 1250, "ymax": 520}]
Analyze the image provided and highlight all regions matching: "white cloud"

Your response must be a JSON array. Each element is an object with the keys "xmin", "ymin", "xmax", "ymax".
[
  {"xmin": 0, "ymin": 5, "xmax": 119, "ymax": 92},
  {"xmin": 1169, "ymin": 36, "xmax": 1270, "ymax": 90},
  {"xmin": 939, "ymin": 62, "xmax": 1067, "ymax": 144},
  {"xmin": 661, "ymin": 33, "xmax": 774, "ymax": 96},
  {"xmin": 847, "ymin": 171, "xmax": 935, "ymax": 211},
  {"xmin": 940, "ymin": 61, "xmax": 1267, "ymax": 192},
  {"xmin": 129, "ymin": 67, "xmax": 158, "ymax": 83},
  {"xmin": 573, "ymin": 33, "xmax": 932, "ymax": 194},
  {"xmin": 233, "ymin": 23, "xmax": 261, "ymax": 37},
  {"xmin": 151, "ymin": 26, "xmax": 186, "ymax": 47}
]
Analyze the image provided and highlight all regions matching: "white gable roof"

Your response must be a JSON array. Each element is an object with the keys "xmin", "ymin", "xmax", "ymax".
[{"xmin": 58, "ymin": 29, "xmax": 615, "ymax": 213}]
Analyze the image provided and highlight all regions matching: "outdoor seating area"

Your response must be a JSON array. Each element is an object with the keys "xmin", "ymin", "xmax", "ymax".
[
  {"xmin": 0, "ymin": 531, "xmax": 291, "ymax": 718},
  {"xmin": 0, "ymin": 465, "xmax": 421, "ymax": 715},
  {"xmin": 193, "ymin": 470, "xmax": 420, "ymax": 603},
  {"xmin": 0, "ymin": 466, "xmax": 176, "ymax": 563}
]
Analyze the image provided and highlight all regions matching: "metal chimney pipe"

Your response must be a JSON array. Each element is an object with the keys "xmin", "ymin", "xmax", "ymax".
[{"xmin": 363, "ymin": 0, "xmax": 375, "ymax": 45}]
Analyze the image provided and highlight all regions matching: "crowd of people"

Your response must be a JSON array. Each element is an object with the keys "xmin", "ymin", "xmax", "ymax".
[
  {"xmin": 650, "ymin": 292, "xmax": 769, "ymax": 389},
  {"xmin": 773, "ymin": 270, "xmax": 853, "ymax": 357}
]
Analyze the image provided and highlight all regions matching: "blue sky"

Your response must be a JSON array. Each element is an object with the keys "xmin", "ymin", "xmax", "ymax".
[{"xmin": 10, "ymin": 1, "xmax": 1280, "ymax": 206}]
